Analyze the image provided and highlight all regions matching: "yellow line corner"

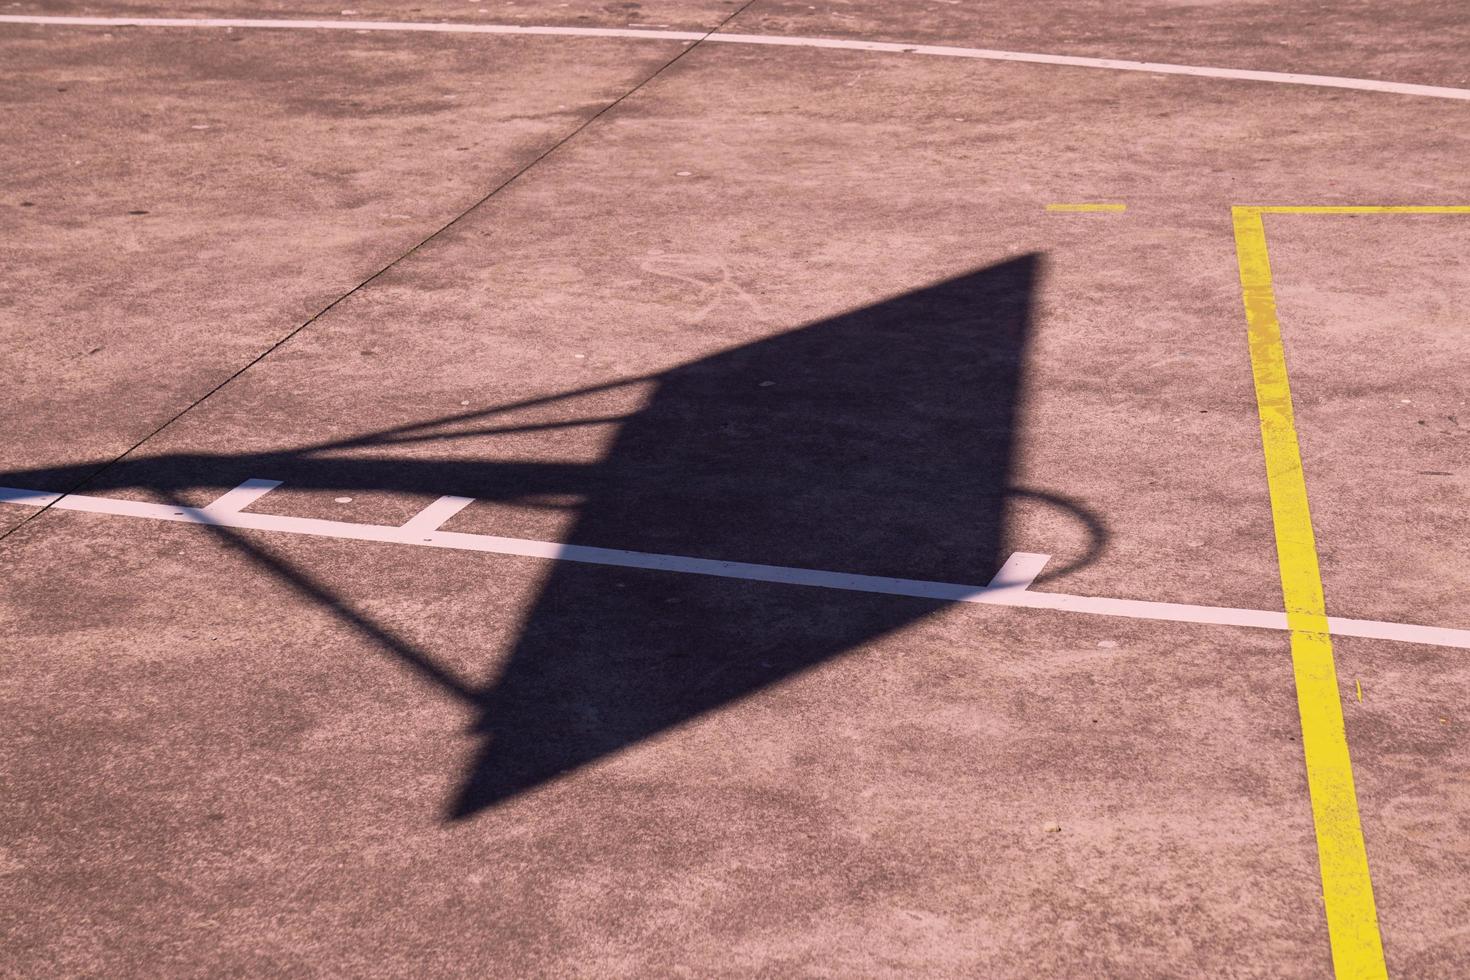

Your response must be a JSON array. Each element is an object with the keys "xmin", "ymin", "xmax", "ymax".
[
  {"xmin": 1237, "ymin": 205, "xmax": 1470, "ymax": 215},
  {"xmin": 1232, "ymin": 204, "xmax": 1389, "ymax": 980}
]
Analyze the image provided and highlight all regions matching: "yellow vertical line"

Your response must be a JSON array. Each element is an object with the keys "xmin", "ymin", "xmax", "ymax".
[{"xmin": 1232, "ymin": 206, "xmax": 1387, "ymax": 980}]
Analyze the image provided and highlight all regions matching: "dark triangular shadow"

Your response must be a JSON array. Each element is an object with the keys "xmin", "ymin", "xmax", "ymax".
[
  {"xmin": 0, "ymin": 254, "xmax": 1070, "ymax": 823},
  {"xmin": 449, "ymin": 255, "xmax": 1040, "ymax": 817}
]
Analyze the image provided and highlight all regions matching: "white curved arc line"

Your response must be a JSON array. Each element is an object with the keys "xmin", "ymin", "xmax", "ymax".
[{"xmin": 2, "ymin": 14, "xmax": 1468, "ymax": 102}]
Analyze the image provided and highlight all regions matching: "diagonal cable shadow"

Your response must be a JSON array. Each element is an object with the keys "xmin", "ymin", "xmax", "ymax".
[{"xmin": 1, "ymin": 254, "xmax": 1110, "ymax": 820}]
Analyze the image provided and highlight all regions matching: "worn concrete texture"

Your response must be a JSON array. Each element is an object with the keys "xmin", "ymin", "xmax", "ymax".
[
  {"xmin": 2, "ymin": 2, "xmax": 1468, "ymax": 977},
  {"xmin": 746, "ymin": 0, "xmax": 1470, "ymax": 86},
  {"xmin": 17, "ymin": 0, "xmax": 742, "ymax": 30},
  {"xmin": 0, "ymin": 22, "xmax": 692, "ymax": 523}
]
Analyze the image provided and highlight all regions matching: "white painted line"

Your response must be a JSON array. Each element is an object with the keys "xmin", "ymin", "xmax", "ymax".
[
  {"xmin": 0, "ymin": 487, "xmax": 62, "ymax": 507},
  {"xmin": 1008, "ymin": 589, "xmax": 1287, "ymax": 631},
  {"xmin": 2, "ymin": 14, "xmax": 1468, "ymax": 102},
  {"xmin": 1325, "ymin": 616, "xmax": 1470, "ymax": 650},
  {"xmin": 4, "ymin": 480, "xmax": 1469, "ymax": 651},
  {"xmin": 984, "ymin": 551, "xmax": 1050, "ymax": 592},
  {"xmin": 200, "ymin": 478, "xmax": 282, "ymax": 518},
  {"xmin": 0, "ymin": 14, "xmax": 703, "ymax": 40},
  {"xmin": 401, "ymin": 495, "xmax": 476, "ymax": 534},
  {"xmin": 702, "ymin": 33, "xmax": 1470, "ymax": 102}
]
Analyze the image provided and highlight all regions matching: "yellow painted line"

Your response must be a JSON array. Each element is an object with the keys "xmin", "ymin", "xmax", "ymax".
[
  {"xmin": 1045, "ymin": 203, "xmax": 1126, "ymax": 212},
  {"xmin": 1232, "ymin": 205, "xmax": 1387, "ymax": 980},
  {"xmin": 1243, "ymin": 206, "xmax": 1470, "ymax": 215}
]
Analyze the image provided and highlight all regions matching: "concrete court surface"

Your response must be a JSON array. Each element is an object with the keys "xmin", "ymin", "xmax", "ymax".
[{"xmin": 1, "ymin": 2, "xmax": 1468, "ymax": 976}]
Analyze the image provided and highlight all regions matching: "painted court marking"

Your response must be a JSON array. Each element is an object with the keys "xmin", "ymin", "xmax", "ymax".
[
  {"xmin": 3, "ymin": 14, "xmax": 1470, "ymax": 102},
  {"xmin": 4, "ymin": 481, "xmax": 1470, "ymax": 652},
  {"xmin": 1, "ymin": 3, "xmax": 1462, "ymax": 965},
  {"xmin": 1234, "ymin": 205, "xmax": 1470, "ymax": 980}
]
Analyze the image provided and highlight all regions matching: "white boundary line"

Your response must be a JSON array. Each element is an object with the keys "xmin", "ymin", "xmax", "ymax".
[
  {"xmin": 2, "ymin": 14, "xmax": 1468, "ymax": 102},
  {"xmin": 5, "ymin": 481, "xmax": 1468, "ymax": 650}
]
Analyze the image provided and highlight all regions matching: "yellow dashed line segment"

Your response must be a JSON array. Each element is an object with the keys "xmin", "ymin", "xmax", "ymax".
[{"xmin": 1044, "ymin": 203, "xmax": 1127, "ymax": 212}]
